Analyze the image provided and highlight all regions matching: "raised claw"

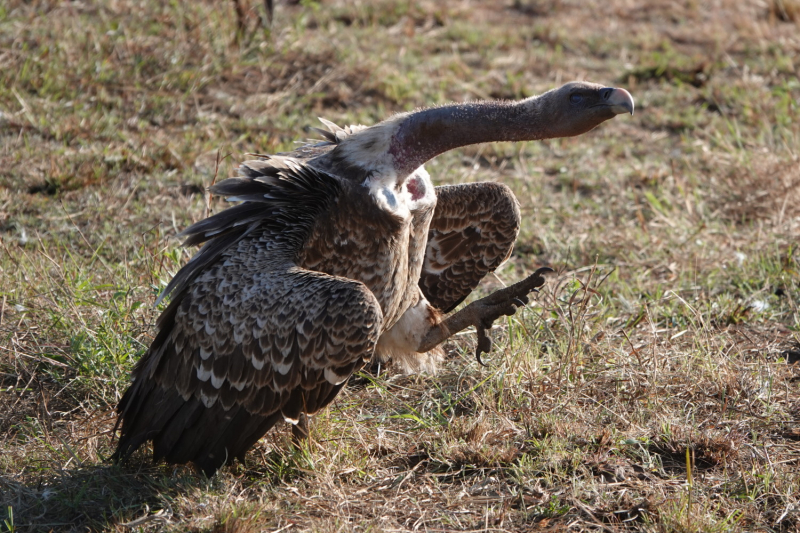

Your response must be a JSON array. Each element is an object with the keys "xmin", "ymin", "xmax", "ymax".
[
  {"xmin": 472, "ymin": 266, "xmax": 554, "ymax": 365},
  {"xmin": 475, "ymin": 326, "xmax": 492, "ymax": 366},
  {"xmin": 418, "ymin": 267, "xmax": 554, "ymax": 360}
]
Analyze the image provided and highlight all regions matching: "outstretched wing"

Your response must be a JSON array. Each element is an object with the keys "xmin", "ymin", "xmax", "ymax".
[
  {"xmin": 114, "ymin": 157, "xmax": 383, "ymax": 475},
  {"xmin": 419, "ymin": 182, "xmax": 521, "ymax": 313}
]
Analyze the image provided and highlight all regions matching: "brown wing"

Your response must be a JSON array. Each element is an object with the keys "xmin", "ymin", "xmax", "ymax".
[
  {"xmin": 419, "ymin": 182, "xmax": 521, "ymax": 313},
  {"xmin": 114, "ymin": 158, "xmax": 383, "ymax": 476}
]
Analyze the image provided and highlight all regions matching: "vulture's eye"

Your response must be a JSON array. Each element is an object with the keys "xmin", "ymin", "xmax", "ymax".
[{"xmin": 570, "ymin": 94, "xmax": 583, "ymax": 104}]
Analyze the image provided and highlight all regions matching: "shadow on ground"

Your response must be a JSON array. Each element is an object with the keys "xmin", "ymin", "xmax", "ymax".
[{"xmin": 1, "ymin": 461, "xmax": 202, "ymax": 531}]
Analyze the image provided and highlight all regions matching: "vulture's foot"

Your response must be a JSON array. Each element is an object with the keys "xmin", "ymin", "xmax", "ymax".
[
  {"xmin": 468, "ymin": 267, "xmax": 553, "ymax": 364},
  {"xmin": 418, "ymin": 267, "xmax": 553, "ymax": 363}
]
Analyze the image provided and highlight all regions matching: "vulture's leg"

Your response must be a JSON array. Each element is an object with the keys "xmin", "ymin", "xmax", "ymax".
[
  {"xmin": 265, "ymin": 0, "xmax": 274, "ymax": 25},
  {"xmin": 291, "ymin": 413, "xmax": 309, "ymax": 445},
  {"xmin": 232, "ymin": 0, "xmax": 246, "ymax": 42}
]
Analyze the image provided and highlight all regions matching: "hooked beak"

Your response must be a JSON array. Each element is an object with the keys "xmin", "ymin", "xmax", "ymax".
[{"xmin": 601, "ymin": 87, "xmax": 635, "ymax": 115}]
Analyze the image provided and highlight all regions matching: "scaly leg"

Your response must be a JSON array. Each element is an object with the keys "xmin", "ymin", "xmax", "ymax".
[
  {"xmin": 291, "ymin": 412, "xmax": 309, "ymax": 445},
  {"xmin": 232, "ymin": 0, "xmax": 246, "ymax": 41}
]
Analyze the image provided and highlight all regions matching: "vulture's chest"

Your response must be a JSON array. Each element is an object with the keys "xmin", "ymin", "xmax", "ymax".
[{"xmin": 299, "ymin": 167, "xmax": 436, "ymax": 330}]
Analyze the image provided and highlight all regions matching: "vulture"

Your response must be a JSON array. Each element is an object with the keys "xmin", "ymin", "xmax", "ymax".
[{"xmin": 113, "ymin": 81, "xmax": 634, "ymax": 475}]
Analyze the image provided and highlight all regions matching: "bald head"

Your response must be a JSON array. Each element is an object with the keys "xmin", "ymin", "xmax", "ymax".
[{"xmin": 530, "ymin": 81, "xmax": 634, "ymax": 139}]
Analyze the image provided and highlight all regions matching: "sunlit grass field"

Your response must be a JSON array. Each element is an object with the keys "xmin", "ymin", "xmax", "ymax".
[{"xmin": 1, "ymin": 0, "xmax": 799, "ymax": 530}]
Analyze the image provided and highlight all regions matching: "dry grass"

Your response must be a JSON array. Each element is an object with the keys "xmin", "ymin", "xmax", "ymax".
[{"xmin": 1, "ymin": 0, "xmax": 799, "ymax": 531}]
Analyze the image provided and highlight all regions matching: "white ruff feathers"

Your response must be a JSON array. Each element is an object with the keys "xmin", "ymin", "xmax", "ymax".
[{"xmin": 376, "ymin": 296, "xmax": 444, "ymax": 374}]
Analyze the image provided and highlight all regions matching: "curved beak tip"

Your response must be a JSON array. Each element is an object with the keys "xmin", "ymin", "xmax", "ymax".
[{"xmin": 608, "ymin": 87, "xmax": 635, "ymax": 116}]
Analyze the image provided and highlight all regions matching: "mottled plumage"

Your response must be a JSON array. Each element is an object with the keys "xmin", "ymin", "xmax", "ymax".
[
  {"xmin": 114, "ymin": 81, "xmax": 634, "ymax": 475},
  {"xmin": 421, "ymin": 182, "xmax": 521, "ymax": 313}
]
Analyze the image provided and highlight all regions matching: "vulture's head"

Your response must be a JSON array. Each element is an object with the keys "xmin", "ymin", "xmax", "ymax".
[{"xmin": 533, "ymin": 81, "xmax": 634, "ymax": 138}]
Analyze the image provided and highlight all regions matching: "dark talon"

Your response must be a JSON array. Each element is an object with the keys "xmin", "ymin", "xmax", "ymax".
[{"xmin": 475, "ymin": 327, "xmax": 492, "ymax": 366}]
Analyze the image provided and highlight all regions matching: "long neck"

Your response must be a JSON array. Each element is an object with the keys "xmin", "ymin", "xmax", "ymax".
[{"xmin": 388, "ymin": 96, "xmax": 553, "ymax": 178}]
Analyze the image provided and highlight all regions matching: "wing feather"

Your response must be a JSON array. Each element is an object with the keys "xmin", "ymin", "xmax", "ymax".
[
  {"xmin": 420, "ymin": 182, "xmax": 521, "ymax": 313},
  {"xmin": 114, "ymin": 156, "xmax": 384, "ymax": 475}
]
